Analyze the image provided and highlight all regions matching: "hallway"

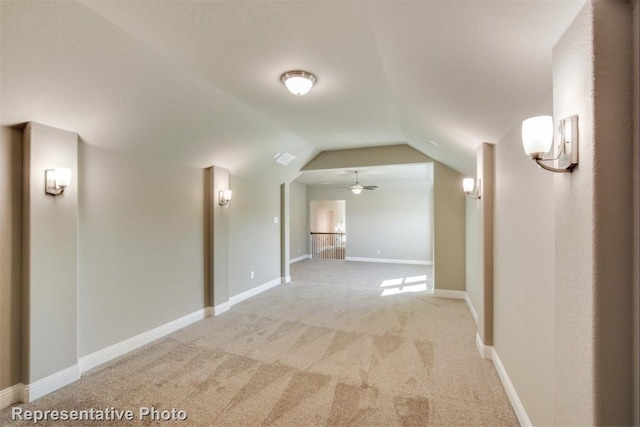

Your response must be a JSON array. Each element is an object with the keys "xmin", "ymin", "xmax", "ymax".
[{"xmin": 1, "ymin": 260, "xmax": 517, "ymax": 426}]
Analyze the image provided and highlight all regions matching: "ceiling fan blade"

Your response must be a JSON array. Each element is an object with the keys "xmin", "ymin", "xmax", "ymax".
[{"xmin": 363, "ymin": 186, "xmax": 378, "ymax": 190}]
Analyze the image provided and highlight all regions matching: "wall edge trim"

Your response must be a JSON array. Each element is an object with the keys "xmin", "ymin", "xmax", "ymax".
[
  {"xmin": 290, "ymin": 255, "xmax": 310, "ymax": 264},
  {"xmin": 465, "ymin": 293, "xmax": 479, "ymax": 325},
  {"xmin": 214, "ymin": 302, "xmax": 231, "ymax": 316},
  {"xmin": 474, "ymin": 333, "xmax": 532, "ymax": 427},
  {"xmin": 491, "ymin": 347, "xmax": 533, "ymax": 427},
  {"xmin": 79, "ymin": 309, "xmax": 206, "ymax": 373},
  {"xmin": 345, "ymin": 256, "xmax": 432, "ymax": 265},
  {"xmin": 475, "ymin": 332, "xmax": 493, "ymax": 359},
  {"xmin": 24, "ymin": 364, "xmax": 80, "ymax": 403},
  {"xmin": 229, "ymin": 277, "xmax": 281, "ymax": 306},
  {"xmin": 0, "ymin": 383, "xmax": 24, "ymax": 409},
  {"xmin": 433, "ymin": 289, "xmax": 466, "ymax": 299}
]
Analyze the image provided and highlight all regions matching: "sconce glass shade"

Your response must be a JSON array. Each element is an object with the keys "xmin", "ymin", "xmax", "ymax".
[
  {"xmin": 522, "ymin": 116, "xmax": 553, "ymax": 156},
  {"xmin": 462, "ymin": 177, "xmax": 481, "ymax": 199},
  {"xmin": 218, "ymin": 190, "xmax": 232, "ymax": 205},
  {"xmin": 55, "ymin": 168, "xmax": 72, "ymax": 187},
  {"xmin": 462, "ymin": 178, "xmax": 475, "ymax": 193},
  {"xmin": 281, "ymin": 71, "xmax": 316, "ymax": 95},
  {"xmin": 45, "ymin": 168, "xmax": 71, "ymax": 196}
]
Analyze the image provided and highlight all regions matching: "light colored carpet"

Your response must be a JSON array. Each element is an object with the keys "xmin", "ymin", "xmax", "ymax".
[{"xmin": 0, "ymin": 260, "xmax": 518, "ymax": 426}]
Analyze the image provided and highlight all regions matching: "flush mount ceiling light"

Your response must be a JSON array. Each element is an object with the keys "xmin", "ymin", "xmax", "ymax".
[{"xmin": 281, "ymin": 70, "xmax": 316, "ymax": 96}]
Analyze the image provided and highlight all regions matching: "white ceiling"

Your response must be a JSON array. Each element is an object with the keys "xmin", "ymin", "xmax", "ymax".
[{"xmin": 0, "ymin": 0, "xmax": 585, "ymax": 182}]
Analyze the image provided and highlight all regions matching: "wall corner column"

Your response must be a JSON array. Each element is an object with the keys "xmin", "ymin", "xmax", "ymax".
[
  {"xmin": 22, "ymin": 122, "xmax": 79, "ymax": 398},
  {"xmin": 552, "ymin": 1, "xmax": 634, "ymax": 424},
  {"xmin": 205, "ymin": 166, "xmax": 230, "ymax": 315},
  {"xmin": 477, "ymin": 142, "xmax": 494, "ymax": 346},
  {"xmin": 280, "ymin": 183, "xmax": 290, "ymax": 283},
  {"xmin": 433, "ymin": 162, "xmax": 466, "ymax": 292}
]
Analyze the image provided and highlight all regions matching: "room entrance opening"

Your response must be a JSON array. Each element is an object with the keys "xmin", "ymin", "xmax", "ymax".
[{"xmin": 309, "ymin": 200, "xmax": 346, "ymax": 260}]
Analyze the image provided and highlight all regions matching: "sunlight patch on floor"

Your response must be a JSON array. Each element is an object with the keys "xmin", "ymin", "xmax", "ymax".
[
  {"xmin": 379, "ymin": 275, "xmax": 431, "ymax": 296},
  {"xmin": 380, "ymin": 278, "xmax": 404, "ymax": 287}
]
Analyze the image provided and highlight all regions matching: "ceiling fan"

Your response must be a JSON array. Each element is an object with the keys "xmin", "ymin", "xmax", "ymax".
[{"xmin": 336, "ymin": 171, "xmax": 378, "ymax": 195}]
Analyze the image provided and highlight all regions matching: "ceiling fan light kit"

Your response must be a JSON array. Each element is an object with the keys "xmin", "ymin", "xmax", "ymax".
[{"xmin": 335, "ymin": 171, "xmax": 378, "ymax": 195}]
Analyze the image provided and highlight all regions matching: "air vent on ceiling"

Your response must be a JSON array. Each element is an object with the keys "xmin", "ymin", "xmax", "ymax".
[{"xmin": 274, "ymin": 152, "xmax": 296, "ymax": 166}]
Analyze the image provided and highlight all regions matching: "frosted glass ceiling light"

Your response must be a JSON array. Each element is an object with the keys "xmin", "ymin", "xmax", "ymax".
[
  {"xmin": 522, "ymin": 115, "xmax": 578, "ymax": 173},
  {"xmin": 281, "ymin": 71, "xmax": 316, "ymax": 95}
]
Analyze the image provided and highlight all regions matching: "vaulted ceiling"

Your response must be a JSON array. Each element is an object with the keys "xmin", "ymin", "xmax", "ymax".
[{"xmin": 1, "ymin": 0, "xmax": 585, "ymax": 183}]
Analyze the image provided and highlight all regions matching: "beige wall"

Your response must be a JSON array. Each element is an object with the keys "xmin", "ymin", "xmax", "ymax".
[
  {"xmin": 476, "ymin": 143, "xmax": 494, "ymax": 343},
  {"xmin": 289, "ymin": 182, "xmax": 308, "ymax": 260},
  {"xmin": 493, "ymin": 97, "xmax": 555, "ymax": 426},
  {"xmin": 280, "ymin": 183, "xmax": 290, "ymax": 280},
  {"xmin": 464, "ymin": 197, "xmax": 480, "ymax": 324},
  {"xmin": 302, "ymin": 144, "xmax": 431, "ymax": 171},
  {"xmin": 433, "ymin": 162, "xmax": 465, "ymax": 290},
  {"xmin": 209, "ymin": 166, "xmax": 230, "ymax": 307},
  {"xmin": 228, "ymin": 175, "xmax": 281, "ymax": 296},
  {"xmin": 0, "ymin": 127, "xmax": 22, "ymax": 390},
  {"xmin": 552, "ymin": 7, "xmax": 597, "ymax": 423},
  {"xmin": 310, "ymin": 200, "xmax": 345, "ymax": 233},
  {"xmin": 78, "ymin": 144, "xmax": 205, "ymax": 357},
  {"xmin": 633, "ymin": 2, "xmax": 639, "ymax": 425},
  {"xmin": 553, "ymin": 2, "xmax": 634, "ymax": 424},
  {"xmin": 23, "ymin": 123, "xmax": 79, "ymax": 382}
]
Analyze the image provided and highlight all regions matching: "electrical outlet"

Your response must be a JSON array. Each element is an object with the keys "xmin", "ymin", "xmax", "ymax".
[
  {"xmin": 297, "ymin": 249, "xmax": 301, "ymax": 255},
  {"xmin": 274, "ymin": 217, "xmax": 279, "ymax": 224},
  {"xmin": 250, "ymin": 271, "xmax": 254, "ymax": 279},
  {"xmin": 377, "ymin": 250, "xmax": 381, "ymax": 255}
]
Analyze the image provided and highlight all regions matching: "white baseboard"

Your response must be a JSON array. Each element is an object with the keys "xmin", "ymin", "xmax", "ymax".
[
  {"xmin": 230, "ymin": 278, "xmax": 281, "ymax": 305},
  {"xmin": 205, "ymin": 306, "xmax": 215, "ymax": 317},
  {"xmin": 212, "ymin": 277, "xmax": 283, "ymax": 317},
  {"xmin": 16, "ymin": 279, "xmax": 284, "ymax": 406},
  {"xmin": 465, "ymin": 293, "xmax": 479, "ymax": 326},
  {"xmin": 473, "ymin": 334, "xmax": 532, "ymax": 426},
  {"xmin": 491, "ymin": 348, "xmax": 533, "ymax": 427},
  {"xmin": 79, "ymin": 309, "xmax": 206, "ymax": 373},
  {"xmin": 345, "ymin": 256, "xmax": 432, "ymax": 265},
  {"xmin": 475, "ymin": 333, "xmax": 493, "ymax": 359},
  {"xmin": 0, "ymin": 383, "xmax": 24, "ymax": 409},
  {"xmin": 214, "ymin": 302, "xmax": 231, "ymax": 316},
  {"xmin": 290, "ymin": 255, "xmax": 309, "ymax": 264},
  {"xmin": 433, "ymin": 289, "xmax": 466, "ymax": 299},
  {"xmin": 24, "ymin": 364, "xmax": 80, "ymax": 403}
]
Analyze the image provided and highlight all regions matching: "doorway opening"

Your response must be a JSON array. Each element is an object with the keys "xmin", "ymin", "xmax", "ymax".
[{"xmin": 309, "ymin": 200, "xmax": 346, "ymax": 260}]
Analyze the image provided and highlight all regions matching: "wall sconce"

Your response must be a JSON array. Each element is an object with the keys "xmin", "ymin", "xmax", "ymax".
[
  {"xmin": 45, "ymin": 168, "xmax": 71, "ymax": 196},
  {"xmin": 522, "ymin": 115, "xmax": 578, "ymax": 173},
  {"xmin": 218, "ymin": 190, "xmax": 232, "ymax": 206},
  {"xmin": 462, "ymin": 178, "xmax": 481, "ymax": 199}
]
